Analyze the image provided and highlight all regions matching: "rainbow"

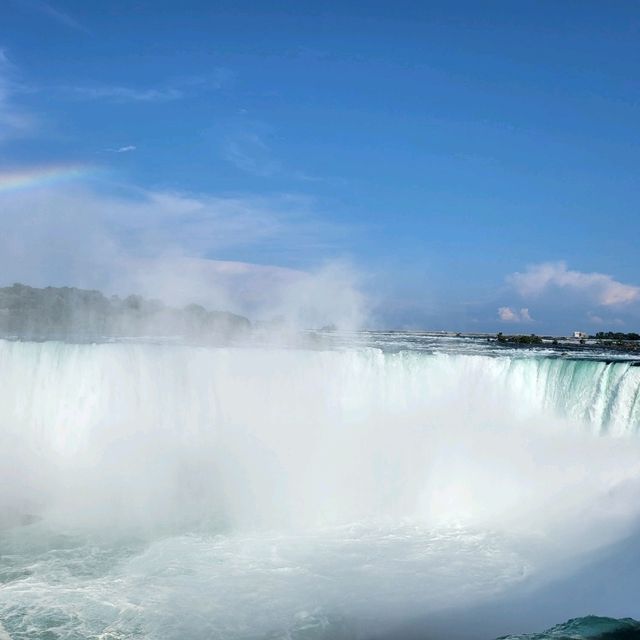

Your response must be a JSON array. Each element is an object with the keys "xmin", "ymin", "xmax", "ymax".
[{"xmin": 0, "ymin": 164, "xmax": 100, "ymax": 194}]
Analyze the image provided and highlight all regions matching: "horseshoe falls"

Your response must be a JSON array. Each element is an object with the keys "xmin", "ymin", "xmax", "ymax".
[{"xmin": 1, "ymin": 337, "xmax": 640, "ymax": 640}]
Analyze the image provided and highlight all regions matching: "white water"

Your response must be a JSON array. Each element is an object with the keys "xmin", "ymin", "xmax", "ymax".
[{"xmin": 1, "ymin": 339, "xmax": 640, "ymax": 638}]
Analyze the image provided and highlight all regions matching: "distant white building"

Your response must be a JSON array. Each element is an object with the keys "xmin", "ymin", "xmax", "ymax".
[{"xmin": 573, "ymin": 331, "xmax": 588, "ymax": 339}]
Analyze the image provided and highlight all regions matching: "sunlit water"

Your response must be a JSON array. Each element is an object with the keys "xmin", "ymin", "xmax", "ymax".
[{"xmin": 1, "ymin": 335, "xmax": 640, "ymax": 639}]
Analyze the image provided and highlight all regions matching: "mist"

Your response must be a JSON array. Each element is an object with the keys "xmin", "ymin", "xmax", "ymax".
[
  {"xmin": 0, "ymin": 183, "xmax": 367, "ymax": 332},
  {"xmin": 2, "ymin": 341, "xmax": 640, "ymax": 638}
]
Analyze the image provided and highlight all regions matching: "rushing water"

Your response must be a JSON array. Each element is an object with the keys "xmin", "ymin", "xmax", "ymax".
[
  {"xmin": 497, "ymin": 616, "xmax": 640, "ymax": 639},
  {"xmin": 1, "ymin": 335, "xmax": 639, "ymax": 639}
]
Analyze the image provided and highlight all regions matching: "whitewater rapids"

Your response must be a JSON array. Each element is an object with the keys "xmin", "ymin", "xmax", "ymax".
[{"xmin": 1, "ymin": 338, "xmax": 640, "ymax": 639}]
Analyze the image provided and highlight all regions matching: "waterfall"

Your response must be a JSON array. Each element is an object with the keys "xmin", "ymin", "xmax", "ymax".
[
  {"xmin": 2, "ymin": 339, "xmax": 640, "ymax": 639},
  {"xmin": 1, "ymin": 339, "xmax": 638, "ymax": 530}
]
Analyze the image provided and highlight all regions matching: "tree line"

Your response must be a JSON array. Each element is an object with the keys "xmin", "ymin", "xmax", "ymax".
[
  {"xmin": 594, "ymin": 331, "xmax": 640, "ymax": 341},
  {"xmin": 0, "ymin": 283, "xmax": 250, "ymax": 341}
]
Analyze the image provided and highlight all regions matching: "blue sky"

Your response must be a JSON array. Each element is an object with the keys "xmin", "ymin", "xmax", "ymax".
[{"xmin": 0, "ymin": 0, "xmax": 639, "ymax": 332}]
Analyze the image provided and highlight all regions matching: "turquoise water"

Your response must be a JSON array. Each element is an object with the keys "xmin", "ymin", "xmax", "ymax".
[{"xmin": 499, "ymin": 616, "xmax": 640, "ymax": 639}]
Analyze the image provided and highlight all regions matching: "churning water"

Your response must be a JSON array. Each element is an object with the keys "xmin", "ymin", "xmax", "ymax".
[{"xmin": 1, "ymin": 336, "xmax": 639, "ymax": 639}]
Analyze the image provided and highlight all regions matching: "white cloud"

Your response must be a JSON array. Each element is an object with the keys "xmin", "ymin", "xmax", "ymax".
[
  {"xmin": 498, "ymin": 307, "xmax": 532, "ymax": 323},
  {"xmin": 498, "ymin": 307, "xmax": 518, "ymax": 322},
  {"xmin": 110, "ymin": 145, "xmax": 136, "ymax": 153},
  {"xmin": 508, "ymin": 261, "xmax": 640, "ymax": 307},
  {"xmin": 0, "ymin": 183, "xmax": 325, "ymax": 269}
]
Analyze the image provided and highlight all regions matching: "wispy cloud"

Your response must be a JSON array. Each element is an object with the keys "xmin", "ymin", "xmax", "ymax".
[
  {"xmin": 587, "ymin": 311, "xmax": 604, "ymax": 324},
  {"xmin": 0, "ymin": 175, "xmax": 344, "ymax": 276},
  {"xmin": 508, "ymin": 261, "xmax": 640, "ymax": 307},
  {"xmin": 108, "ymin": 145, "xmax": 136, "ymax": 153},
  {"xmin": 224, "ymin": 131, "xmax": 282, "ymax": 177},
  {"xmin": 222, "ymin": 125, "xmax": 327, "ymax": 183},
  {"xmin": 18, "ymin": 0, "xmax": 89, "ymax": 33},
  {"xmin": 68, "ymin": 85, "xmax": 183, "ymax": 103},
  {"xmin": 60, "ymin": 72, "xmax": 229, "ymax": 104},
  {"xmin": 0, "ymin": 49, "xmax": 37, "ymax": 142},
  {"xmin": 498, "ymin": 306, "xmax": 532, "ymax": 323}
]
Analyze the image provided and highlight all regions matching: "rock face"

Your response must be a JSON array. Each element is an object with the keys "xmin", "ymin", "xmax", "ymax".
[{"xmin": 0, "ymin": 283, "xmax": 250, "ymax": 342}]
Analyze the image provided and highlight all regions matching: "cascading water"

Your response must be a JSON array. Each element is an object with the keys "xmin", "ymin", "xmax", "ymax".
[{"xmin": 1, "ymin": 337, "xmax": 640, "ymax": 639}]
